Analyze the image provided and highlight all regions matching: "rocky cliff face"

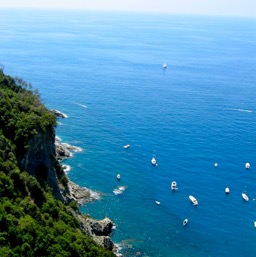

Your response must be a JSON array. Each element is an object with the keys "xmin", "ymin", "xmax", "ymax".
[
  {"xmin": 19, "ymin": 112, "xmax": 116, "ymax": 252},
  {"xmin": 19, "ymin": 128, "xmax": 63, "ymax": 200},
  {"xmin": 76, "ymin": 215, "xmax": 115, "ymax": 251}
]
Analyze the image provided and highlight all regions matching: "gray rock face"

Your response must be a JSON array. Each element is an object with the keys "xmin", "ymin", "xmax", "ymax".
[
  {"xmin": 77, "ymin": 215, "xmax": 114, "ymax": 250},
  {"xmin": 55, "ymin": 141, "xmax": 72, "ymax": 160},
  {"xmin": 55, "ymin": 138, "xmax": 82, "ymax": 161},
  {"xmin": 67, "ymin": 181, "xmax": 100, "ymax": 205},
  {"xmin": 20, "ymin": 130, "xmax": 63, "ymax": 200},
  {"xmin": 88, "ymin": 217, "xmax": 113, "ymax": 236}
]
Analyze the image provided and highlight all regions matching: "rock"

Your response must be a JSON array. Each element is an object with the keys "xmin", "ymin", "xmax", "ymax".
[
  {"xmin": 55, "ymin": 139, "xmax": 82, "ymax": 161},
  {"xmin": 67, "ymin": 181, "xmax": 100, "ymax": 205},
  {"xmin": 50, "ymin": 109, "xmax": 67, "ymax": 118},
  {"xmin": 20, "ymin": 130, "xmax": 63, "ymax": 201},
  {"xmin": 55, "ymin": 141, "xmax": 72, "ymax": 160},
  {"xmin": 96, "ymin": 236, "xmax": 114, "ymax": 250},
  {"xmin": 88, "ymin": 217, "xmax": 113, "ymax": 236},
  {"xmin": 75, "ymin": 214, "xmax": 115, "ymax": 250}
]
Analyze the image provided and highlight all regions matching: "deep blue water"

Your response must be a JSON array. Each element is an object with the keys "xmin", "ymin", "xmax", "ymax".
[{"xmin": 1, "ymin": 9, "xmax": 256, "ymax": 257}]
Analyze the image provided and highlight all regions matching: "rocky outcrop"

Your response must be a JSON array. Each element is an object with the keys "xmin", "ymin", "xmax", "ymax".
[
  {"xmin": 88, "ymin": 217, "xmax": 114, "ymax": 236},
  {"xmin": 76, "ymin": 215, "xmax": 114, "ymax": 250},
  {"xmin": 67, "ymin": 181, "xmax": 100, "ymax": 205},
  {"xmin": 55, "ymin": 137, "xmax": 82, "ymax": 161},
  {"xmin": 50, "ymin": 109, "xmax": 68, "ymax": 118}
]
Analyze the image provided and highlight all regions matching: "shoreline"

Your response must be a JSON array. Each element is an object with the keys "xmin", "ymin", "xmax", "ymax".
[
  {"xmin": 53, "ymin": 110, "xmax": 121, "ymax": 255},
  {"xmin": 55, "ymin": 135, "xmax": 102, "ymax": 205}
]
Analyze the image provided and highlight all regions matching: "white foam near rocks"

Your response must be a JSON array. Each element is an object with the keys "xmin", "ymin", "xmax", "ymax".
[{"xmin": 62, "ymin": 164, "xmax": 71, "ymax": 173}]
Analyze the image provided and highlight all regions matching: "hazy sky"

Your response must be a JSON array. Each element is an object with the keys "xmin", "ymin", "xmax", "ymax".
[{"xmin": 1, "ymin": 0, "xmax": 256, "ymax": 17}]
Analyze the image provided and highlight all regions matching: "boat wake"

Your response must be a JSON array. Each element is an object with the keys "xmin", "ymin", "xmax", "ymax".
[
  {"xmin": 76, "ymin": 103, "xmax": 88, "ymax": 109},
  {"xmin": 113, "ymin": 186, "xmax": 127, "ymax": 195},
  {"xmin": 226, "ymin": 108, "xmax": 253, "ymax": 113}
]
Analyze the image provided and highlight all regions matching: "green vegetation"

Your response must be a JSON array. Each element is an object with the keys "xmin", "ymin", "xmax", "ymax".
[{"xmin": 0, "ymin": 70, "xmax": 114, "ymax": 256}]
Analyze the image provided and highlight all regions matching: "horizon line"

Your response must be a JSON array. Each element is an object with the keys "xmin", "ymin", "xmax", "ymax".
[{"xmin": 0, "ymin": 7, "xmax": 256, "ymax": 19}]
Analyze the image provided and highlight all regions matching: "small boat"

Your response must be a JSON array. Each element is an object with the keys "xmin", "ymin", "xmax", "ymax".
[
  {"xmin": 151, "ymin": 157, "xmax": 157, "ymax": 166},
  {"xmin": 214, "ymin": 162, "xmax": 218, "ymax": 168},
  {"xmin": 242, "ymin": 193, "xmax": 249, "ymax": 201},
  {"xmin": 189, "ymin": 195, "xmax": 198, "ymax": 206},
  {"xmin": 254, "ymin": 221, "xmax": 256, "ymax": 228},
  {"xmin": 245, "ymin": 162, "xmax": 250, "ymax": 169},
  {"xmin": 123, "ymin": 144, "xmax": 130, "ymax": 149},
  {"xmin": 155, "ymin": 201, "xmax": 161, "ymax": 205},
  {"xmin": 183, "ymin": 218, "xmax": 188, "ymax": 226},
  {"xmin": 162, "ymin": 63, "xmax": 167, "ymax": 69},
  {"xmin": 117, "ymin": 174, "xmax": 121, "ymax": 180},
  {"xmin": 171, "ymin": 181, "xmax": 177, "ymax": 190},
  {"xmin": 225, "ymin": 187, "xmax": 230, "ymax": 194}
]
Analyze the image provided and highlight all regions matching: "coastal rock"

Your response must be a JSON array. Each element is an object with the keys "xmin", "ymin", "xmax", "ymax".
[
  {"xmin": 50, "ymin": 109, "xmax": 67, "ymax": 118},
  {"xmin": 97, "ymin": 236, "xmax": 114, "ymax": 250},
  {"xmin": 88, "ymin": 217, "xmax": 113, "ymax": 236},
  {"xmin": 55, "ymin": 138, "xmax": 82, "ymax": 161},
  {"xmin": 55, "ymin": 141, "xmax": 72, "ymax": 160},
  {"xmin": 76, "ymin": 215, "xmax": 114, "ymax": 250},
  {"xmin": 67, "ymin": 181, "xmax": 100, "ymax": 205}
]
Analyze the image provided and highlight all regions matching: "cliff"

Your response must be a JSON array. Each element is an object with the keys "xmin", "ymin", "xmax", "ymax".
[
  {"xmin": 0, "ymin": 69, "xmax": 115, "ymax": 256},
  {"xmin": 20, "ymin": 130, "xmax": 63, "ymax": 200}
]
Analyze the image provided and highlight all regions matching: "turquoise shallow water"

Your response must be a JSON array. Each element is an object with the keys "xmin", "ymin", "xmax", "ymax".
[{"xmin": 1, "ymin": 10, "xmax": 256, "ymax": 257}]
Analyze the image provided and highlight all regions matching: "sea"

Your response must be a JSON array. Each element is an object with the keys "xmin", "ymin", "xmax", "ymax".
[{"xmin": 1, "ymin": 9, "xmax": 256, "ymax": 257}]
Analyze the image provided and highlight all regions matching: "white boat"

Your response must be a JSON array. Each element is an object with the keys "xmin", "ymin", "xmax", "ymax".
[
  {"xmin": 183, "ymin": 218, "xmax": 188, "ymax": 226},
  {"xmin": 242, "ymin": 193, "xmax": 249, "ymax": 201},
  {"xmin": 225, "ymin": 187, "xmax": 230, "ymax": 194},
  {"xmin": 245, "ymin": 162, "xmax": 250, "ymax": 169},
  {"xmin": 123, "ymin": 144, "xmax": 130, "ymax": 149},
  {"xmin": 162, "ymin": 63, "xmax": 167, "ymax": 69},
  {"xmin": 254, "ymin": 221, "xmax": 256, "ymax": 228},
  {"xmin": 155, "ymin": 201, "xmax": 161, "ymax": 205},
  {"xmin": 117, "ymin": 174, "xmax": 121, "ymax": 180},
  {"xmin": 171, "ymin": 181, "xmax": 177, "ymax": 190},
  {"xmin": 214, "ymin": 162, "xmax": 218, "ymax": 168},
  {"xmin": 189, "ymin": 195, "xmax": 198, "ymax": 206},
  {"xmin": 151, "ymin": 157, "xmax": 157, "ymax": 166}
]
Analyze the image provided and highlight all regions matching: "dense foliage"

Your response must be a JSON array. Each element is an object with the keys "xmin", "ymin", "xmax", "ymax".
[{"xmin": 0, "ymin": 70, "xmax": 114, "ymax": 257}]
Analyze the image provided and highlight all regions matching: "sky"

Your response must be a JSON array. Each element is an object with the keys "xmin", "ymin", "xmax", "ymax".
[{"xmin": 0, "ymin": 0, "xmax": 256, "ymax": 17}]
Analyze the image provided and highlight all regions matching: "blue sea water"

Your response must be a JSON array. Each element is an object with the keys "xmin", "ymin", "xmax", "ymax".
[{"xmin": 1, "ymin": 9, "xmax": 256, "ymax": 257}]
